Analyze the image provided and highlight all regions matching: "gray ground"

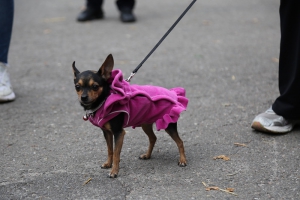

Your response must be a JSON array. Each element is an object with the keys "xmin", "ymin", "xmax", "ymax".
[{"xmin": 1, "ymin": 0, "xmax": 300, "ymax": 199}]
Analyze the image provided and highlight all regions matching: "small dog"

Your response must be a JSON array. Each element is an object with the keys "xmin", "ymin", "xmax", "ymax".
[{"xmin": 72, "ymin": 54, "xmax": 188, "ymax": 178}]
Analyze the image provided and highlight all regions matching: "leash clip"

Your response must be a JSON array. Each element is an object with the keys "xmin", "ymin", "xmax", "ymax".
[{"xmin": 126, "ymin": 72, "xmax": 136, "ymax": 82}]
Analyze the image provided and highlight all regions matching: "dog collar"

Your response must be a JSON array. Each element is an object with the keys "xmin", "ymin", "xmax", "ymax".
[{"xmin": 83, "ymin": 99, "xmax": 106, "ymax": 121}]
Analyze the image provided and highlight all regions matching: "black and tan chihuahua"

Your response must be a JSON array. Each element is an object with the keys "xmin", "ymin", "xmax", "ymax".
[{"xmin": 72, "ymin": 54, "xmax": 187, "ymax": 178}]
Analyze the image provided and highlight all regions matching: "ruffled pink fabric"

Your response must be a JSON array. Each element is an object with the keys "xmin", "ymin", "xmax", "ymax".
[{"xmin": 89, "ymin": 70, "xmax": 188, "ymax": 131}]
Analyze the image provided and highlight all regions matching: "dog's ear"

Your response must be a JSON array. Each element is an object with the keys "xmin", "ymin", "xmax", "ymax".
[
  {"xmin": 72, "ymin": 61, "xmax": 80, "ymax": 79},
  {"xmin": 98, "ymin": 54, "xmax": 114, "ymax": 80}
]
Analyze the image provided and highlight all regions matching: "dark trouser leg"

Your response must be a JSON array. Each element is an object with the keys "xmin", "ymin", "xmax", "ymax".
[
  {"xmin": 116, "ymin": 0, "xmax": 135, "ymax": 11},
  {"xmin": 272, "ymin": 0, "xmax": 300, "ymax": 119},
  {"xmin": 87, "ymin": 0, "xmax": 103, "ymax": 8},
  {"xmin": 0, "ymin": 0, "xmax": 14, "ymax": 64}
]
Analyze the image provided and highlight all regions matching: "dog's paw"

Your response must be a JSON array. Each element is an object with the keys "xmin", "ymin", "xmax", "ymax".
[
  {"xmin": 107, "ymin": 173, "xmax": 118, "ymax": 178},
  {"xmin": 139, "ymin": 154, "xmax": 151, "ymax": 160},
  {"xmin": 178, "ymin": 161, "xmax": 187, "ymax": 167},
  {"xmin": 101, "ymin": 163, "xmax": 112, "ymax": 169}
]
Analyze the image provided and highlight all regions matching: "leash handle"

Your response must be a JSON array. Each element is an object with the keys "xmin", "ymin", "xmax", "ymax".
[{"xmin": 126, "ymin": 0, "xmax": 197, "ymax": 82}]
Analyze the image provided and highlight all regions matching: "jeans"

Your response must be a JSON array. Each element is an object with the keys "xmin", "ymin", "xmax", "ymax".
[{"xmin": 0, "ymin": 0, "xmax": 14, "ymax": 64}]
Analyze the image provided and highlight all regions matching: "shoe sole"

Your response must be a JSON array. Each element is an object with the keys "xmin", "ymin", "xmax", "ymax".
[
  {"xmin": 251, "ymin": 121, "xmax": 292, "ymax": 134},
  {"xmin": 121, "ymin": 18, "xmax": 136, "ymax": 23},
  {"xmin": 77, "ymin": 15, "xmax": 104, "ymax": 22},
  {"xmin": 0, "ymin": 92, "xmax": 16, "ymax": 102}
]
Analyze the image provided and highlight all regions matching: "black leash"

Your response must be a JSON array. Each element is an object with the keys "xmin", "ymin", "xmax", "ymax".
[{"xmin": 126, "ymin": 0, "xmax": 197, "ymax": 82}]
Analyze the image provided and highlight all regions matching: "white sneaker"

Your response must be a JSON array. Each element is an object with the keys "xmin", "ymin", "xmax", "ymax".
[
  {"xmin": 251, "ymin": 107, "xmax": 300, "ymax": 134},
  {"xmin": 0, "ymin": 62, "xmax": 16, "ymax": 102}
]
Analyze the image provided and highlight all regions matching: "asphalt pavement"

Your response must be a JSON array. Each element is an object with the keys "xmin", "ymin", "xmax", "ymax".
[{"xmin": 1, "ymin": 0, "xmax": 300, "ymax": 199}]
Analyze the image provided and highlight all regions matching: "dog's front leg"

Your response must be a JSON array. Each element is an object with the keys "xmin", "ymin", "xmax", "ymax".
[
  {"xmin": 109, "ymin": 129, "xmax": 126, "ymax": 178},
  {"xmin": 102, "ymin": 113, "xmax": 125, "ymax": 178},
  {"xmin": 101, "ymin": 129, "xmax": 113, "ymax": 169}
]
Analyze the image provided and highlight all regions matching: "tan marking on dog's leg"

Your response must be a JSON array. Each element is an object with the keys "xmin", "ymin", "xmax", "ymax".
[
  {"xmin": 101, "ymin": 129, "xmax": 113, "ymax": 169},
  {"xmin": 165, "ymin": 123, "xmax": 187, "ymax": 167},
  {"xmin": 140, "ymin": 124, "xmax": 157, "ymax": 159},
  {"xmin": 109, "ymin": 129, "xmax": 126, "ymax": 178}
]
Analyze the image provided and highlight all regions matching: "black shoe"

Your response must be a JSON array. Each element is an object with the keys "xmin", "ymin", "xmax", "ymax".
[
  {"xmin": 120, "ymin": 8, "xmax": 136, "ymax": 23},
  {"xmin": 77, "ymin": 7, "xmax": 104, "ymax": 22}
]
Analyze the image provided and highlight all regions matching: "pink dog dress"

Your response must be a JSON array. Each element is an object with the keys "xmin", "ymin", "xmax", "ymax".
[{"xmin": 88, "ymin": 69, "xmax": 188, "ymax": 131}]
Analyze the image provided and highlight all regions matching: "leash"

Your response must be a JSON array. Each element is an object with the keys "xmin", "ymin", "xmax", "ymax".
[{"xmin": 126, "ymin": 0, "xmax": 197, "ymax": 82}]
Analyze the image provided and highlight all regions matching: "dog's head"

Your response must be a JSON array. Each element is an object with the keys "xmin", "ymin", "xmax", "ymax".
[{"xmin": 72, "ymin": 54, "xmax": 114, "ymax": 110}]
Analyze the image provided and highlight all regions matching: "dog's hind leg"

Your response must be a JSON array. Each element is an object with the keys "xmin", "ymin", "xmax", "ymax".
[
  {"xmin": 165, "ymin": 123, "xmax": 187, "ymax": 167},
  {"xmin": 140, "ymin": 124, "xmax": 157, "ymax": 160}
]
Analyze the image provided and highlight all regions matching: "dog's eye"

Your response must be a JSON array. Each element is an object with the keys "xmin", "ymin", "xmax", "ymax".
[
  {"xmin": 92, "ymin": 84, "xmax": 99, "ymax": 91},
  {"xmin": 75, "ymin": 85, "xmax": 81, "ymax": 91}
]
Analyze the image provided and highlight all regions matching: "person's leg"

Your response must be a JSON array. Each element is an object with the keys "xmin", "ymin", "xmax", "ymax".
[
  {"xmin": 0, "ymin": 0, "xmax": 15, "ymax": 102},
  {"xmin": 116, "ymin": 0, "xmax": 136, "ymax": 22},
  {"xmin": 87, "ymin": 0, "xmax": 103, "ymax": 8},
  {"xmin": 272, "ymin": 0, "xmax": 300, "ymax": 119},
  {"xmin": 251, "ymin": 0, "xmax": 300, "ymax": 133},
  {"xmin": 77, "ymin": 0, "xmax": 104, "ymax": 22},
  {"xmin": 0, "ymin": 0, "xmax": 14, "ymax": 64}
]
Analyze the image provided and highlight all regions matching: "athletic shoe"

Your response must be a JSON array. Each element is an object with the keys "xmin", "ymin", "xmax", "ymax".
[
  {"xmin": 251, "ymin": 107, "xmax": 300, "ymax": 134},
  {"xmin": 0, "ymin": 62, "xmax": 16, "ymax": 102}
]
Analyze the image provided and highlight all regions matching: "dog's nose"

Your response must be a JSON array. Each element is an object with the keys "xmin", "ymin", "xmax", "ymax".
[{"xmin": 81, "ymin": 95, "xmax": 88, "ymax": 102}]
